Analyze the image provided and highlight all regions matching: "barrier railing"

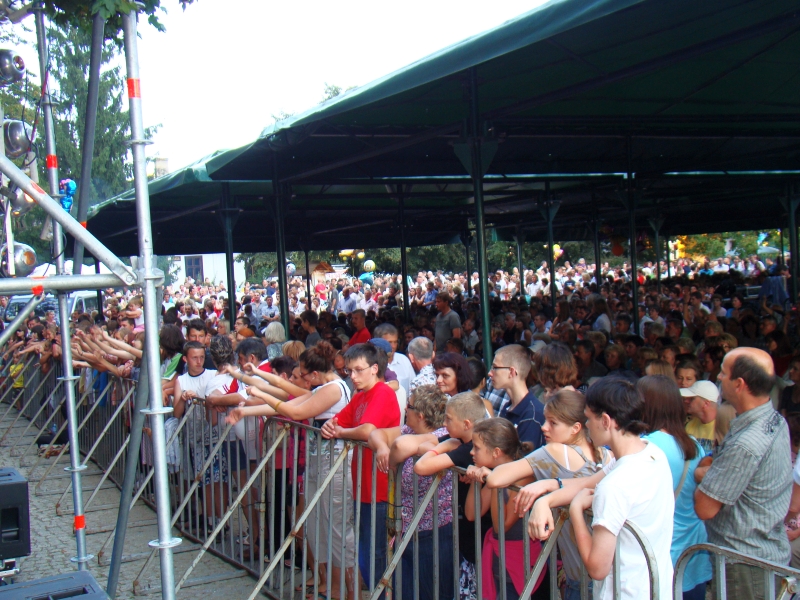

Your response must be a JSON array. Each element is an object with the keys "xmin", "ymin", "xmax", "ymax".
[
  {"xmin": 675, "ymin": 543, "xmax": 800, "ymax": 600},
  {"xmin": 6, "ymin": 364, "xmax": 800, "ymax": 600}
]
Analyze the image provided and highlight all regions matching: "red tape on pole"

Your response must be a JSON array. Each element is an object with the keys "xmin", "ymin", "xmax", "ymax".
[
  {"xmin": 80, "ymin": 221, "xmax": 87, "ymax": 229},
  {"xmin": 31, "ymin": 285, "xmax": 44, "ymax": 296},
  {"xmin": 74, "ymin": 515, "xmax": 85, "ymax": 530},
  {"xmin": 46, "ymin": 155, "xmax": 57, "ymax": 169},
  {"xmin": 127, "ymin": 78, "xmax": 141, "ymax": 98}
]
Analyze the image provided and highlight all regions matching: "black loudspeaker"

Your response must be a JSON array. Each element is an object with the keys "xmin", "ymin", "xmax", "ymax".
[
  {"xmin": 0, "ymin": 468, "xmax": 29, "ymax": 561},
  {"xmin": 0, "ymin": 571, "xmax": 108, "ymax": 599}
]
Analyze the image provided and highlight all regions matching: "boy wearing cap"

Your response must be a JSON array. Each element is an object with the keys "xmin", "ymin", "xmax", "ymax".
[{"xmin": 680, "ymin": 380, "xmax": 719, "ymax": 456}]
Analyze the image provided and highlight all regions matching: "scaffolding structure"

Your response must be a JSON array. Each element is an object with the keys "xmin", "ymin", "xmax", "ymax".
[{"xmin": 0, "ymin": 5, "xmax": 177, "ymax": 599}]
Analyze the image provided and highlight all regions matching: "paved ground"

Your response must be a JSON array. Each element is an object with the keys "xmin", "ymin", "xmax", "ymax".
[{"xmin": 0, "ymin": 406, "xmax": 301, "ymax": 599}]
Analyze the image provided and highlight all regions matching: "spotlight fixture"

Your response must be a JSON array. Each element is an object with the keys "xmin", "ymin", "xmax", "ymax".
[
  {"xmin": 0, "ymin": 48, "xmax": 24, "ymax": 86},
  {"xmin": 9, "ymin": 186, "xmax": 34, "ymax": 216},
  {"xmin": 0, "ymin": 242, "xmax": 37, "ymax": 277},
  {"xmin": 4, "ymin": 120, "xmax": 33, "ymax": 158}
]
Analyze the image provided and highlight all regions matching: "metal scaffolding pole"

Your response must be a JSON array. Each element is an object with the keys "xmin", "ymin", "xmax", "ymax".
[
  {"xmin": 514, "ymin": 228, "xmax": 524, "ymax": 283},
  {"xmin": 460, "ymin": 230, "xmax": 473, "ymax": 298},
  {"xmin": 71, "ymin": 12, "xmax": 105, "ymax": 274},
  {"xmin": 122, "ymin": 10, "xmax": 179, "ymax": 600},
  {"xmin": 467, "ymin": 67, "xmax": 493, "ymax": 364},
  {"xmin": 304, "ymin": 247, "xmax": 311, "ymax": 300},
  {"xmin": 35, "ymin": 3, "xmax": 90, "ymax": 569}
]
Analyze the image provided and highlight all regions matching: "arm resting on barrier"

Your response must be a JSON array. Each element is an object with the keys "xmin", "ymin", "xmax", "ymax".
[
  {"xmin": 413, "ymin": 438, "xmax": 462, "ymax": 476},
  {"xmin": 526, "ymin": 470, "xmax": 607, "ymax": 538},
  {"xmin": 322, "ymin": 417, "xmax": 376, "ymax": 442},
  {"xmin": 486, "ymin": 457, "xmax": 535, "ymax": 489},
  {"xmin": 368, "ymin": 427, "xmax": 401, "ymax": 473},
  {"xmin": 570, "ymin": 488, "xmax": 616, "ymax": 580},
  {"xmin": 389, "ymin": 431, "xmax": 441, "ymax": 469}
]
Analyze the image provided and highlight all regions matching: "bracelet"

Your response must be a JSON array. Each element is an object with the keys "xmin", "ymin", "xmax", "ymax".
[
  {"xmin": 556, "ymin": 477, "xmax": 564, "ymax": 489},
  {"xmin": 429, "ymin": 448, "xmax": 439, "ymax": 455}
]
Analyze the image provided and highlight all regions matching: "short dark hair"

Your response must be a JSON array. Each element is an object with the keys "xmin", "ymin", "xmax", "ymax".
[
  {"xmin": 729, "ymin": 354, "xmax": 775, "ymax": 397},
  {"xmin": 585, "ymin": 377, "xmax": 647, "ymax": 435},
  {"xmin": 300, "ymin": 310, "xmax": 318, "ymax": 327},
  {"xmin": 575, "ymin": 339, "xmax": 595, "ymax": 358},
  {"xmin": 270, "ymin": 356, "xmax": 297, "ymax": 377},
  {"xmin": 235, "ymin": 315, "xmax": 250, "ymax": 326},
  {"xmin": 344, "ymin": 343, "xmax": 387, "ymax": 378},
  {"xmin": 186, "ymin": 318, "xmax": 207, "ymax": 335},
  {"xmin": 183, "ymin": 340, "xmax": 206, "ymax": 355},
  {"xmin": 237, "ymin": 338, "xmax": 267, "ymax": 362},
  {"xmin": 675, "ymin": 356, "xmax": 703, "ymax": 378}
]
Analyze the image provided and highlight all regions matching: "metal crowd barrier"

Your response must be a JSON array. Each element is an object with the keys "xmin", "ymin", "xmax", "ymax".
[
  {"xmin": 675, "ymin": 543, "xmax": 800, "ymax": 600},
  {"xmin": 8, "ymin": 363, "xmax": 800, "ymax": 600}
]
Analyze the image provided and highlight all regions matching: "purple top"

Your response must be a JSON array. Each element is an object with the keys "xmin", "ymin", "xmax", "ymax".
[{"xmin": 400, "ymin": 425, "xmax": 453, "ymax": 532}]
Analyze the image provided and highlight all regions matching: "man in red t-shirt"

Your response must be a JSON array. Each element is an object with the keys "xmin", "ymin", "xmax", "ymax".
[
  {"xmin": 347, "ymin": 309, "xmax": 371, "ymax": 347},
  {"xmin": 322, "ymin": 343, "xmax": 400, "ymax": 595}
]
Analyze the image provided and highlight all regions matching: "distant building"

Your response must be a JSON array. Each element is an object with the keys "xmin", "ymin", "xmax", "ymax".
[{"xmin": 171, "ymin": 254, "xmax": 246, "ymax": 289}]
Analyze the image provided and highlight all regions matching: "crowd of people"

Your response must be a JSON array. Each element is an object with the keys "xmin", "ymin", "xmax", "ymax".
[{"xmin": 1, "ymin": 252, "xmax": 798, "ymax": 600}]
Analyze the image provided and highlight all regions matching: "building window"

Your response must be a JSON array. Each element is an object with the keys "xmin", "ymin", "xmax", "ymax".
[{"xmin": 185, "ymin": 255, "xmax": 203, "ymax": 282}]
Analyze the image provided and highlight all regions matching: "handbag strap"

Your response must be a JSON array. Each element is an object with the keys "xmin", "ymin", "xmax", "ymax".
[{"xmin": 674, "ymin": 459, "xmax": 691, "ymax": 499}]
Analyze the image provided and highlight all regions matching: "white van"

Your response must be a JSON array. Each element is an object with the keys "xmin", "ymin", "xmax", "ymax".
[{"xmin": 4, "ymin": 290, "xmax": 101, "ymax": 324}]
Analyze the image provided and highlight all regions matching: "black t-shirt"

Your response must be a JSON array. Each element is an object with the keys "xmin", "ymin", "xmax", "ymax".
[{"xmin": 439, "ymin": 435, "xmax": 493, "ymax": 565}]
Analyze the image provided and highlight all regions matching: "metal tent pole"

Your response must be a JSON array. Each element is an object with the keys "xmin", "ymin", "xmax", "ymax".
[
  {"xmin": 398, "ymin": 189, "xmax": 410, "ymax": 323},
  {"xmin": 304, "ymin": 247, "xmax": 311, "ymax": 300},
  {"xmin": 648, "ymin": 218, "xmax": 664, "ymax": 295},
  {"xmin": 274, "ymin": 181, "xmax": 291, "ymax": 332},
  {"xmin": 461, "ymin": 231, "xmax": 473, "ymax": 298},
  {"xmin": 122, "ymin": 10, "xmax": 179, "ymax": 600},
  {"xmin": 788, "ymin": 184, "xmax": 799, "ymax": 303},
  {"xmin": 71, "ymin": 12, "xmax": 105, "ymax": 274},
  {"xmin": 106, "ymin": 353, "xmax": 149, "ymax": 598},
  {"xmin": 514, "ymin": 228, "xmax": 524, "ymax": 285},
  {"xmin": 592, "ymin": 212, "xmax": 602, "ymax": 289},
  {"xmin": 626, "ymin": 138, "xmax": 639, "ymax": 335},
  {"xmin": 467, "ymin": 67, "xmax": 492, "ymax": 364},
  {"xmin": 666, "ymin": 234, "xmax": 671, "ymax": 280},
  {"xmin": 95, "ymin": 259, "xmax": 103, "ymax": 313},
  {"xmin": 540, "ymin": 183, "xmax": 560, "ymax": 302},
  {"xmin": 220, "ymin": 182, "xmax": 238, "ymax": 302}
]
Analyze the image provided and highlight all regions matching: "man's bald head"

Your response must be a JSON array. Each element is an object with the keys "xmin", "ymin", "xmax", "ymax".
[{"xmin": 724, "ymin": 347, "xmax": 775, "ymax": 398}]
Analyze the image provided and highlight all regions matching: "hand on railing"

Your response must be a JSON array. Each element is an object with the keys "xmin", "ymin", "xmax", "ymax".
[
  {"xmin": 464, "ymin": 465, "xmax": 492, "ymax": 484},
  {"xmin": 225, "ymin": 406, "xmax": 244, "ymax": 425},
  {"xmin": 514, "ymin": 479, "xmax": 558, "ymax": 516},
  {"xmin": 321, "ymin": 417, "xmax": 342, "ymax": 439}
]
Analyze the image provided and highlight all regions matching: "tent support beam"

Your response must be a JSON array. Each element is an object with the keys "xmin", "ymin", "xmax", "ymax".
[
  {"xmin": 592, "ymin": 209, "xmax": 602, "ymax": 290},
  {"xmin": 539, "ymin": 184, "xmax": 560, "ymax": 303},
  {"xmin": 467, "ymin": 67, "xmax": 493, "ymax": 364},
  {"xmin": 274, "ymin": 178, "xmax": 291, "ymax": 333},
  {"xmin": 786, "ymin": 186, "xmax": 799, "ymax": 303},
  {"xmin": 304, "ymin": 247, "xmax": 311, "ymax": 300},
  {"xmin": 626, "ymin": 137, "xmax": 639, "ymax": 335},
  {"xmin": 648, "ymin": 217, "xmax": 665, "ymax": 295},
  {"xmin": 220, "ymin": 183, "xmax": 240, "ymax": 304},
  {"xmin": 514, "ymin": 228, "xmax": 524, "ymax": 282},
  {"xmin": 460, "ymin": 230, "xmax": 473, "ymax": 298},
  {"xmin": 399, "ymin": 188, "xmax": 410, "ymax": 323}
]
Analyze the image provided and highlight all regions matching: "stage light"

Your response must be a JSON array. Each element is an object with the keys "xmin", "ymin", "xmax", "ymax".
[
  {"xmin": 4, "ymin": 120, "xmax": 33, "ymax": 158},
  {"xmin": 10, "ymin": 186, "xmax": 34, "ymax": 216},
  {"xmin": 0, "ymin": 242, "xmax": 37, "ymax": 277},
  {"xmin": 0, "ymin": 48, "xmax": 24, "ymax": 86}
]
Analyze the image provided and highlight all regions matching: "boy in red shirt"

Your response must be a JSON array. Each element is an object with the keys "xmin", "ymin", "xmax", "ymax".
[{"xmin": 322, "ymin": 343, "xmax": 400, "ymax": 596}]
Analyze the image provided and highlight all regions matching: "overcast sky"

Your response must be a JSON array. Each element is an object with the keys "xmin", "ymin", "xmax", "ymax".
[{"xmin": 126, "ymin": 0, "xmax": 545, "ymax": 171}]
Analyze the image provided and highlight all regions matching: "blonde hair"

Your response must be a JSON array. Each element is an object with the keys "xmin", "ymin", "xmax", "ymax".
[
  {"xmin": 644, "ymin": 359, "xmax": 675, "ymax": 380},
  {"xmin": 446, "ymin": 391, "xmax": 486, "ymax": 424},
  {"xmin": 714, "ymin": 403, "xmax": 736, "ymax": 446},
  {"xmin": 282, "ymin": 340, "xmax": 305, "ymax": 361}
]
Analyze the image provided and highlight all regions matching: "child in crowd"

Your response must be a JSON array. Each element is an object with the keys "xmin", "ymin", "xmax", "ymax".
[
  {"xmin": 465, "ymin": 418, "xmax": 548, "ymax": 600},
  {"xmin": 487, "ymin": 389, "xmax": 611, "ymax": 600},
  {"xmin": 321, "ymin": 343, "xmax": 400, "ymax": 597},
  {"xmin": 414, "ymin": 391, "xmax": 487, "ymax": 600}
]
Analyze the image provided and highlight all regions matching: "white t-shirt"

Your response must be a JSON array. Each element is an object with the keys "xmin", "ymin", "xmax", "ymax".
[
  {"xmin": 176, "ymin": 369, "xmax": 217, "ymax": 444},
  {"xmin": 389, "ymin": 352, "xmax": 415, "ymax": 396},
  {"xmin": 592, "ymin": 440, "xmax": 674, "ymax": 600}
]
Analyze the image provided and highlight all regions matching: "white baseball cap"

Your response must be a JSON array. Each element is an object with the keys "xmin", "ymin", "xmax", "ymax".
[{"xmin": 679, "ymin": 380, "xmax": 719, "ymax": 403}]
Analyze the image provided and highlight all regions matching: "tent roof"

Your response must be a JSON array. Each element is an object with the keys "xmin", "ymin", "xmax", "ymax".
[{"xmin": 87, "ymin": 0, "xmax": 800, "ymax": 257}]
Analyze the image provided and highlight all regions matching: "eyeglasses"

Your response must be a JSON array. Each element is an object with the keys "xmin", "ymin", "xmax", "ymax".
[
  {"xmin": 491, "ymin": 364, "xmax": 512, "ymax": 371},
  {"xmin": 349, "ymin": 364, "xmax": 375, "ymax": 375},
  {"xmin": 406, "ymin": 403, "xmax": 418, "ymax": 412},
  {"xmin": 298, "ymin": 370, "xmax": 314, "ymax": 379}
]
